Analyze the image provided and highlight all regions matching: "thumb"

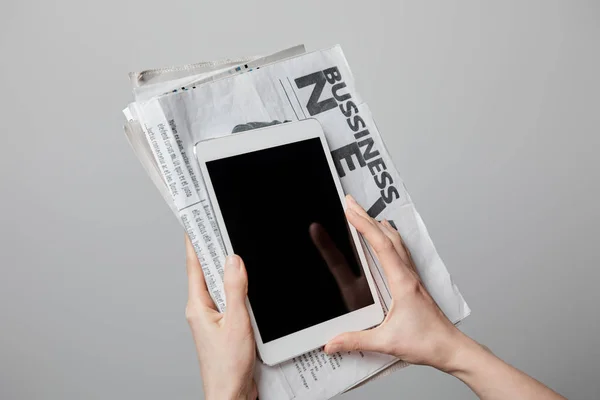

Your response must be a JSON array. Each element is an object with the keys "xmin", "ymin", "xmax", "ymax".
[
  {"xmin": 223, "ymin": 255, "xmax": 249, "ymax": 320},
  {"xmin": 324, "ymin": 329, "xmax": 381, "ymax": 354}
]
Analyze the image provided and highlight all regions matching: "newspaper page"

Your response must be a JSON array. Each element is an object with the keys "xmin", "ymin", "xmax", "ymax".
[{"xmin": 125, "ymin": 45, "xmax": 470, "ymax": 400}]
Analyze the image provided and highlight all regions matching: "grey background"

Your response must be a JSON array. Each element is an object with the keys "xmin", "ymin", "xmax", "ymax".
[{"xmin": 1, "ymin": 0, "xmax": 598, "ymax": 399}]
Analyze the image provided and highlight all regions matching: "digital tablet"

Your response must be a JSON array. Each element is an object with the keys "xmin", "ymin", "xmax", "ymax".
[{"xmin": 195, "ymin": 119, "xmax": 384, "ymax": 366}]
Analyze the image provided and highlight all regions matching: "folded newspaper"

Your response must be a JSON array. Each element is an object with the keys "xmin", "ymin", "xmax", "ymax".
[{"xmin": 123, "ymin": 44, "xmax": 470, "ymax": 400}]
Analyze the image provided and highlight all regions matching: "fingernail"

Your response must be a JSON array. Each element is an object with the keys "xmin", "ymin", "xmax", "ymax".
[
  {"xmin": 346, "ymin": 194, "xmax": 357, "ymax": 206},
  {"xmin": 226, "ymin": 255, "xmax": 240, "ymax": 271}
]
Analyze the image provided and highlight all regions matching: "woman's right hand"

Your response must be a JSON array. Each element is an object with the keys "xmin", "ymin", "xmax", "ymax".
[
  {"xmin": 324, "ymin": 195, "xmax": 467, "ymax": 371},
  {"xmin": 326, "ymin": 196, "xmax": 566, "ymax": 400}
]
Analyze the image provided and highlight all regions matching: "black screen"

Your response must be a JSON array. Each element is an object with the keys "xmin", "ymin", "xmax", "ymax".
[{"xmin": 206, "ymin": 137, "xmax": 374, "ymax": 343}]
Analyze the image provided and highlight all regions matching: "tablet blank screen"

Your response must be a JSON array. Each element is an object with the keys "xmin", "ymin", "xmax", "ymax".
[{"xmin": 206, "ymin": 137, "xmax": 374, "ymax": 343}]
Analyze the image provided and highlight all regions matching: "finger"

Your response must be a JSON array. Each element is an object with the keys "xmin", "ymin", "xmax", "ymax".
[
  {"xmin": 381, "ymin": 220, "xmax": 419, "ymax": 273},
  {"xmin": 324, "ymin": 329, "xmax": 385, "ymax": 354},
  {"xmin": 379, "ymin": 220, "xmax": 410, "ymax": 267},
  {"xmin": 345, "ymin": 208, "xmax": 408, "ymax": 284},
  {"xmin": 223, "ymin": 255, "xmax": 250, "ymax": 323},
  {"xmin": 345, "ymin": 194, "xmax": 371, "ymax": 219},
  {"xmin": 185, "ymin": 234, "xmax": 217, "ymax": 310},
  {"xmin": 309, "ymin": 223, "xmax": 354, "ymax": 286}
]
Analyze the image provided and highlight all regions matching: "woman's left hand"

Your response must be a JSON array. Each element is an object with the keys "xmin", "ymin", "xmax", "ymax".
[{"xmin": 185, "ymin": 236, "xmax": 257, "ymax": 400}]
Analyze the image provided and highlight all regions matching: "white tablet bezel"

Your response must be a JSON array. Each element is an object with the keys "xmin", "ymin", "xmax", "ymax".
[{"xmin": 194, "ymin": 119, "xmax": 384, "ymax": 366}]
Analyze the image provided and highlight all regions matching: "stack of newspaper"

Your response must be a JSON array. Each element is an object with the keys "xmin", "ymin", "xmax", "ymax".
[{"xmin": 123, "ymin": 44, "xmax": 470, "ymax": 400}]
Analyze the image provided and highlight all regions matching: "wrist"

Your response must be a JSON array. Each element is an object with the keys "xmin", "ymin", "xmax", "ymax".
[{"xmin": 437, "ymin": 332, "xmax": 493, "ymax": 376}]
